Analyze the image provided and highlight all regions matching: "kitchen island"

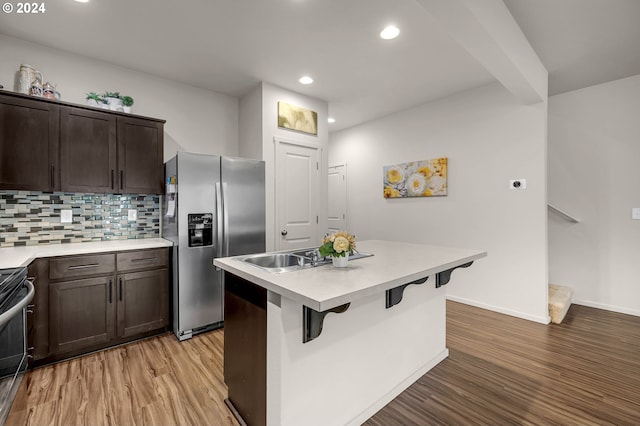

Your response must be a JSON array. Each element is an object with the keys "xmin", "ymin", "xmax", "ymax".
[{"xmin": 214, "ymin": 240, "xmax": 486, "ymax": 426}]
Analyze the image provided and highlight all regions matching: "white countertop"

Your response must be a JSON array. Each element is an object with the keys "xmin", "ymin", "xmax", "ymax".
[
  {"xmin": 214, "ymin": 240, "xmax": 486, "ymax": 311},
  {"xmin": 0, "ymin": 238, "xmax": 173, "ymax": 269}
]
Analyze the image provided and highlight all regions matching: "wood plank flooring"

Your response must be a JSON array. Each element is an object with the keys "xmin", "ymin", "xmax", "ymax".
[
  {"xmin": 6, "ymin": 330, "xmax": 238, "ymax": 426},
  {"xmin": 366, "ymin": 302, "xmax": 640, "ymax": 425},
  {"xmin": 7, "ymin": 301, "xmax": 640, "ymax": 425}
]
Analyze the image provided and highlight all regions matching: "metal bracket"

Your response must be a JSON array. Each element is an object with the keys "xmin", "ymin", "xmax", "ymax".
[
  {"xmin": 303, "ymin": 303, "xmax": 350, "ymax": 343},
  {"xmin": 435, "ymin": 261, "xmax": 474, "ymax": 288},
  {"xmin": 385, "ymin": 276, "xmax": 429, "ymax": 309}
]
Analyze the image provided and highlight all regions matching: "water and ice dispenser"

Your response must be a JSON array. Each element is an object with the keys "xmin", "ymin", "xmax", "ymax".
[{"xmin": 187, "ymin": 213, "xmax": 213, "ymax": 247}]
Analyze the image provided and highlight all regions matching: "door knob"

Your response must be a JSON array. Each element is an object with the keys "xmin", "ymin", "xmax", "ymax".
[{"xmin": 281, "ymin": 230, "xmax": 288, "ymax": 236}]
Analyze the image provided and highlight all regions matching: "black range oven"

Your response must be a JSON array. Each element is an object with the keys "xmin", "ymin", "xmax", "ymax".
[{"xmin": 0, "ymin": 268, "xmax": 34, "ymax": 425}]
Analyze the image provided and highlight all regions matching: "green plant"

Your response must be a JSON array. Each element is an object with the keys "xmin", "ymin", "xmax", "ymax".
[
  {"xmin": 85, "ymin": 92, "xmax": 104, "ymax": 102},
  {"xmin": 120, "ymin": 95, "xmax": 134, "ymax": 107},
  {"xmin": 103, "ymin": 91, "xmax": 120, "ymax": 99}
]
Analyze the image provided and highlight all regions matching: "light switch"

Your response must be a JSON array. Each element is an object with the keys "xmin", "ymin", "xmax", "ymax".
[
  {"xmin": 61, "ymin": 209, "xmax": 72, "ymax": 223},
  {"xmin": 128, "ymin": 209, "xmax": 137, "ymax": 221},
  {"xmin": 632, "ymin": 208, "xmax": 640, "ymax": 220}
]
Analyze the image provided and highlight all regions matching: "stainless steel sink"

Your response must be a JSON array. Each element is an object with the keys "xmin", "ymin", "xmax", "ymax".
[{"xmin": 241, "ymin": 250, "xmax": 374, "ymax": 273}]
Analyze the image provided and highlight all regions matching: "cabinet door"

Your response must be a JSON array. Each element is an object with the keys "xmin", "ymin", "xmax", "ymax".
[
  {"xmin": 0, "ymin": 95, "xmax": 59, "ymax": 191},
  {"xmin": 117, "ymin": 116, "xmax": 164, "ymax": 194},
  {"xmin": 116, "ymin": 268, "xmax": 168, "ymax": 338},
  {"xmin": 60, "ymin": 106, "xmax": 117, "ymax": 193},
  {"xmin": 49, "ymin": 276, "xmax": 116, "ymax": 355},
  {"xmin": 27, "ymin": 258, "xmax": 50, "ymax": 363}
]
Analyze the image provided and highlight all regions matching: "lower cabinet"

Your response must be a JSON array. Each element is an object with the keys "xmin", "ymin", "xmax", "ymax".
[
  {"xmin": 49, "ymin": 276, "xmax": 116, "ymax": 354},
  {"xmin": 117, "ymin": 269, "xmax": 169, "ymax": 338},
  {"xmin": 30, "ymin": 248, "xmax": 169, "ymax": 365}
]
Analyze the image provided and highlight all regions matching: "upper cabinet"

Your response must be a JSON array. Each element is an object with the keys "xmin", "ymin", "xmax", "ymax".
[
  {"xmin": 0, "ymin": 94, "xmax": 60, "ymax": 191},
  {"xmin": 0, "ymin": 91, "xmax": 165, "ymax": 194},
  {"xmin": 117, "ymin": 115, "xmax": 164, "ymax": 194},
  {"xmin": 60, "ymin": 106, "xmax": 117, "ymax": 193}
]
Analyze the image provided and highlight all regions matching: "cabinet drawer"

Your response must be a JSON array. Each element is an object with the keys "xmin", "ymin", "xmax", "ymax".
[
  {"xmin": 50, "ymin": 254, "xmax": 115, "ymax": 280},
  {"xmin": 117, "ymin": 248, "xmax": 168, "ymax": 272}
]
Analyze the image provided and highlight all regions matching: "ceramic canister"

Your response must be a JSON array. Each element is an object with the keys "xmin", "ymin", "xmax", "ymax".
[{"xmin": 17, "ymin": 64, "xmax": 43, "ymax": 94}]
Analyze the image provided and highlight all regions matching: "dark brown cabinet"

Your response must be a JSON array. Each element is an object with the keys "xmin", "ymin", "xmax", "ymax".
[
  {"xmin": 60, "ymin": 106, "xmax": 117, "ymax": 193},
  {"xmin": 0, "ymin": 93, "xmax": 59, "ymax": 191},
  {"xmin": 27, "ymin": 258, "xmax": 50, "ymax": 364},
  {"xmin": 28, "ymin": 247, "xmax": 169, "ymax": 365},
  {"xmin": 49, "ymin": 275, "xmax": 117, "ymax": 354},
  {"xmin": 115, "ymin": 248, "xmax": 169, "ymax": 338},
  {"xmin": 48, "ymin": 253, "xmax": 117, "ymax": 355},
  {"xmin": 117, "ymin": 116, "xmax": 164, "ymax": 194},
  {"xmin": 0, "ymin": 91, "xmax": 165, "ymax": 194}
]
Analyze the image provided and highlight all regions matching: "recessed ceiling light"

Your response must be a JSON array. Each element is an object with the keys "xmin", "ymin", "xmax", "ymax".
[
  {"xmin": 298, "ymin": 76, "xmax": 314, "ymax": 85},
  {"xmin": 328, "ymin": 117, "xmax": 336, "ymax": 124},
  {"xmin": 380, "ymin": 25, "xmax": 400, "ymax": 40},
  {"xmin": 74, "ymin": 0, "xmax": 90, "ymax": 3}
]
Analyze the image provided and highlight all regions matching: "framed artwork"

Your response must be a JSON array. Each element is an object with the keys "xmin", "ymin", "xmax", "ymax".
[
  {"xmin": 383, "ymin": 157, "xmax": 448, "ymax": 198},
  {"xmin": 278, "ymin": 101, "xmax": 318, "ymax": 135}
]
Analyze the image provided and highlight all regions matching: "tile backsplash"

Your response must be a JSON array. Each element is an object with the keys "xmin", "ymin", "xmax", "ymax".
[{"xmin": 0, "ymin": 191, "xmax": 160, "ymax": 248}]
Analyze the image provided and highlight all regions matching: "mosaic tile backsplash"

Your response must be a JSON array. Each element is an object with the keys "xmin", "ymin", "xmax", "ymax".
[{"xmin": 0, "ymin": 191, "xmax": 160, "ymax": 248}]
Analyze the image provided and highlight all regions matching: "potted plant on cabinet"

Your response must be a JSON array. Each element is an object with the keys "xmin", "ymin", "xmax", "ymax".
[
  {"xmin": 120, "ymin": 95, "xmax": 134, "ymax": 113},
  {"xmin": 85, "ymin": 92, "xmax": 105, "ymax": 108},
  {"xmin": 103, "ymin": 91, "xmax": 123, "ymax": 111}
]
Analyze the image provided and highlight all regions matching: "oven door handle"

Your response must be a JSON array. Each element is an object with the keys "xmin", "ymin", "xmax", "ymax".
[{"xmin": 0, "ymin": 280, "xmax": 35, "ymax": 328}]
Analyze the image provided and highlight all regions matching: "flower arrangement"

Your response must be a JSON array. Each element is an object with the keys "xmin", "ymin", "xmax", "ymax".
[{"xmin": 318, "ymin": 231, "xmax": 356, "ymax": 258}]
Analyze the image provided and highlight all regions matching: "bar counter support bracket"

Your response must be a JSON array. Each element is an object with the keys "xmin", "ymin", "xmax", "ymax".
[
  {"xmin": 435, "ymin": 261, "xmax": 474, "ymax": 288},
  {"xmin": 385, "ymin": 276, "xmax": 429, "ymax": 309},
  {"xmin": 303, "ymin": 303, "xmax": 350, "ymax": 343}
]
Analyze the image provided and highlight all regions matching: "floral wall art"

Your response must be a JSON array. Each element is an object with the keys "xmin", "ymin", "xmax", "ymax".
[
  {"xmin": 383, "ymin": 157, "xmax": 448, "ymax": 198},
  {"xmin": 278, "ymin": 101, "xmax": 318, "ymax": 135}
]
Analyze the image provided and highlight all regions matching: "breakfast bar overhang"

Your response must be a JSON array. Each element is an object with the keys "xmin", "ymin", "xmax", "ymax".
[{"xmin": 214, "ymin": 240, "xmax": 487, "ymax": 426}]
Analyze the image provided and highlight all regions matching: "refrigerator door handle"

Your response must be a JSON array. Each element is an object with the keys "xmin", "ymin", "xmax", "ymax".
[
  {"xmin": 222, "ymin": 182, "xmax": 230, "ymax": 257},
  {"xmin": 215, "ymin": 182, "xmax": 224, "ymax": 269}
]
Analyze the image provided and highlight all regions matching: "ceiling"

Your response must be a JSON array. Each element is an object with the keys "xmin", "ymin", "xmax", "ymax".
[{"xmin": 0, "ymin": 0, "xmax": 638, "ymax": 131}]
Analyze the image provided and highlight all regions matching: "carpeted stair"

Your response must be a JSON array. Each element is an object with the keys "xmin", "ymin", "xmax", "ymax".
[{"xmin": 549, "ymin": 284, "xmax": 573, "ymax": 324}]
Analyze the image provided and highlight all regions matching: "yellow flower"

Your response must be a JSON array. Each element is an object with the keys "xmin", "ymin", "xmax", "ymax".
[
  {"xmin": 423, "ymin": 188, "xmax": 432, "ymax": 196},
  {"xmin": 386, "ymin": 166, "xmax": 404, "ymax": 184},
  {"xmin": 383, "ymin": 185, "xmax": 401, "ymax": 198},
  {"xmin": 333, "ymin": 236, "xmax": 350, "ymax": 253},
  {"xmin": 418, "ymin": 166, "xmax": 432, "ymax": 178}
]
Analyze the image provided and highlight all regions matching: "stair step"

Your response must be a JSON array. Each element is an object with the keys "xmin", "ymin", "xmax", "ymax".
[{"xmin": 549, "ymin": 284, "xmax": 573, "ymax": 324}]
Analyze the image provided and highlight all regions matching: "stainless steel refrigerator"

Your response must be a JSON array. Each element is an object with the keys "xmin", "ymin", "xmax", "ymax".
[{"xmin": 163, "ymin": 152, "xmax": 265, "ymax": 340}]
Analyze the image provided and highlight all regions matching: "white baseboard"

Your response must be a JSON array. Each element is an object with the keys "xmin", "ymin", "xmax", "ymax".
[
  {"xmin": 446, "ymin": 295, "xmax": 551, "ymax": 324},
  {"xmin": 346, "ymin": 349, "xmax": 450, "ymax": 426},
  {"xmin": 573, "ymin": 299, "xmax": 640, "ymax": 317}
]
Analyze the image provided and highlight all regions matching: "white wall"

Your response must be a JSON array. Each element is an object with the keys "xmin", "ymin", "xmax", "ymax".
[
  {"xmin": 239, "ymin": 82, "xmax": 329, "ymax": 251},
  {"xmin": 0, "ymin": 34, "xmax": 239, "ymax": 160},
  {"xmin": 548, "ymin": 74, "xmax": 640, "ymax": 316},
  {"xmin": 329, "ymin": 83, "xmax": 549, "ymax": 323}
]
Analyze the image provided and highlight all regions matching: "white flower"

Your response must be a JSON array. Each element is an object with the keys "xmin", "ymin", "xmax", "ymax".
[
  {"xmin": 385, "ymin": 166, "xmax": 405, "ymax": 184},
  {"xmin": 406, "ymin": 173, "xmax": 427, "ymax": 196}
]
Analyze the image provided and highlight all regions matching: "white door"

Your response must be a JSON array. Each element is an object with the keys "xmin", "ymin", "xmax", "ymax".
[
  {"xmin": 327, "ymin": 164, "xmax": 347, "ymax": 233},
  {"xmin": 275, "ymin": 139, "xmax": 320, "ymax": 251}
]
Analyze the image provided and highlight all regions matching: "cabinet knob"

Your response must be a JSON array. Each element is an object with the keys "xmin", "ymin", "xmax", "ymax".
[{"xmin": 281, "ymin": 230, "xmax": 288, "ymax": 236}]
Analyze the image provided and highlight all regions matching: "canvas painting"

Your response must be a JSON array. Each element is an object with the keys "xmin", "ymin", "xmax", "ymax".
[
  {"xmin": 278, "ymin": 101, "xmax": 318, "ymax": 135},
  {"xmin": 383, "ymin": 157, "xmax": 448, "ymax": 198}
]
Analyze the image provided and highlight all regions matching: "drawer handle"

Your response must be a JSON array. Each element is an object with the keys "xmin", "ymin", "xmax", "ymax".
[
  {"xmin": 131, "ymin": 257, "xmax": 158, "ymax": 263},
  {"xmin": 67, "ymin": 263, "xmax": 100, "ymax": 270}
]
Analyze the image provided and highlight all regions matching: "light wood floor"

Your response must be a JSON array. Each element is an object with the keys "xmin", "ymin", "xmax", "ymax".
[
  {"xmin": 6, "ymin": 329, "xmax": 238, "ymax": 426},
  {"xmin": 8, "ymin": 301, "xmax": 640, "ymax": 425}
]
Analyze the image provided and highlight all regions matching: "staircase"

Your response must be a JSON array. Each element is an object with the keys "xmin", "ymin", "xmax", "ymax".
[{"xmin": 549, "ymin": 284, "xmax": 573, "ymax": 324}]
